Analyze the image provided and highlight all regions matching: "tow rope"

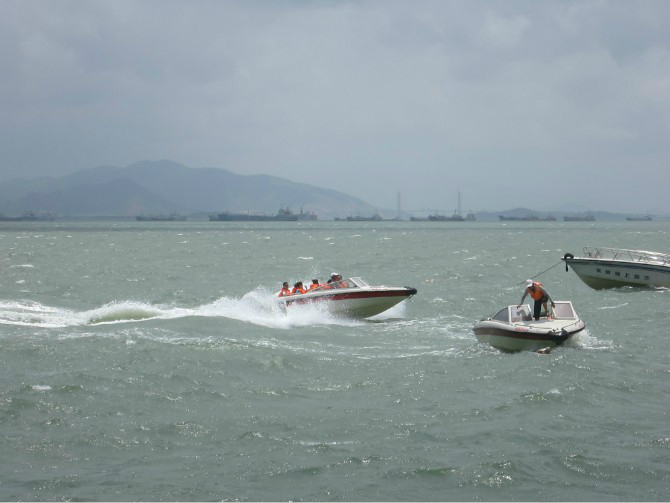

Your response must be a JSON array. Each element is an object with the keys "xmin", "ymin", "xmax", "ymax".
[{"xmin": 515, "ymin": 260, "xmax": 564, "ymax": 286}]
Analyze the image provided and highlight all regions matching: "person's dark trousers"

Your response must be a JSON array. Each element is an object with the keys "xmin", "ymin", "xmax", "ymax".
[{"xmin": 533, "ymin": 298, "xmax": 545, "ymax": 320}]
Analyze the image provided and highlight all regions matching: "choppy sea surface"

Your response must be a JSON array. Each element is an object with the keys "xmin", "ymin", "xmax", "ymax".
[{"xmin": 0, "ymin": 219, "xmax": 668, "ymax": 501}]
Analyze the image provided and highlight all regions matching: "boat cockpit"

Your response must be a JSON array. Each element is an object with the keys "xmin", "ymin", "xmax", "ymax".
[{"xmin": 490, "ymin": 302, "xmax": 578, "ymax": 323}]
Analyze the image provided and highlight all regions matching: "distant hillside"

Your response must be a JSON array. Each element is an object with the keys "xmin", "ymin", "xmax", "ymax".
[{"xmin": 0, "ymin": 160, "xmax": 377, "ymax": 218}]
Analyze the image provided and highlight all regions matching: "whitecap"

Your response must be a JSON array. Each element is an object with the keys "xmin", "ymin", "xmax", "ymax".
[
  {"xmin": 0, "ymin": 287, "xmax": 374, "ymax": 331},
  {"xmin": 195, "ymin": 288, "xmax": 361, "ymax": 330}
]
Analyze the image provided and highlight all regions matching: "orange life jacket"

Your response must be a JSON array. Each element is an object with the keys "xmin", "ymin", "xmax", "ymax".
[
  {"xmin": 278, "ymin": 288, "xmax": 291, "ymax": 297},
  {"xmin": 529, "ymin": 281, "xmax": 544, "ymax": 301},
  {"xmin": 292, "ymin": 286, "xmax": 307, "ymax": 294}
]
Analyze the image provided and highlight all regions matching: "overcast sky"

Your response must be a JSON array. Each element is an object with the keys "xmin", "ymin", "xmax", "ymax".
[{"xmin": 2, "ymin": 0, "xmax": 669, "ymax": 214}]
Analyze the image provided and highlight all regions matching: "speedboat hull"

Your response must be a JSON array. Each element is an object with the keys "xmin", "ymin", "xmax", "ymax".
[
  {"xmin": 473, "ymin": 302, "xmax": 585, "ymax": 352},
  {"xmin": 473, "ymin": 320, "xmax": 585, "ymax": 352},
  {"xmin": 563, "ymin": 248, "xmax": 670, "ymax": 289},
  {"xmin": 278, "ymin": 277, "xmax": 417, "ymax": 318}
]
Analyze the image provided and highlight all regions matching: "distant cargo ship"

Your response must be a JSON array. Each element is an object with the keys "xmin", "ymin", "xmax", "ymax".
[
  {"xmin": 0, "ymin": 212, "xmax": 54, "ymax": 221},
  {"xmin": 428, "ymin": 213, "xmax": 465, "ymax": 221},
  {"xmin": 297, "ymin": 208, "xmax": 318, "ymax": 221},
  {"xmin": 345, "ymin": 213, "xmax": 383, "ymax": 221},
  {"xmin": 563, "ymin": 215, "xmax": 596, "ymax": 222},
  {"xmin": 411, "ymin": 191, "xmax": 476, "ymax": 222},
  {"xmin": 626, "ymin": 215, "xmax": 652, "ymax": 221},
  {"xmin": 499, "ymin": 215, "xmax": 556, "ymax": 221},
  {"xmin": 136, "ymin": 213, "xmax": 187, "ymax": 221},
  {"xmin": 209, "ymin": 207, "xmax": 314, "ymax": 222}
]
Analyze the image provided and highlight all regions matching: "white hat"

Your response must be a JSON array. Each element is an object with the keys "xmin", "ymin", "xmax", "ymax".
[
  {"xmin": 526, "ymin": 279, "xmax": 533, "ymax": 287},
  {"xmin": 331, "ymin": 272, "xmax": 340, "ymax": 277}
]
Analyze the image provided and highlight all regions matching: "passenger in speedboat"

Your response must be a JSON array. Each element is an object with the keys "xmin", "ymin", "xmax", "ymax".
[
  {"xmin": 327, "ymin": 273, "xmax": 349, "ymax": 288},
  {"xmin": 278, "ymin": 282, "xmax": 291, "ymax": 297},
  {"xmin": 307, "ymin": 279, "xmax": 321, "ymax": 291},
  {"xmin": 519, "ymin": 279, "xmax": 555, "ymax": 320},
  {"xmin": 292, "ymin": 281, "xmax": 307, "ymax": 294}
]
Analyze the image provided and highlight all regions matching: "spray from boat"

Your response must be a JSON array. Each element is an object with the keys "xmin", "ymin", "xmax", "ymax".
[{"xmin": 0, "ymin": 288, "xmax": 385, "ymax": 331}]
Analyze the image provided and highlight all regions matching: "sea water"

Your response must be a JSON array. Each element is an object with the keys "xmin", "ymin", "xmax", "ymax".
[{"xmin": 0, "ymin": 220, "xmax": 668, "ymax": 501}]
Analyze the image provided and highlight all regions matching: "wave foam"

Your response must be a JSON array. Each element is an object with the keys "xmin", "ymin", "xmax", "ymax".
[{"xmin": 0, "ymin": 289, "xmax": 365, "ymax": 330}]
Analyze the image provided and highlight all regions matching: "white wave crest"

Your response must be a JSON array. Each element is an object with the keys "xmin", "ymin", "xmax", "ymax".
[{"xmin": 0, "ymin": 289, "xmax": 362, "ymax": 330}]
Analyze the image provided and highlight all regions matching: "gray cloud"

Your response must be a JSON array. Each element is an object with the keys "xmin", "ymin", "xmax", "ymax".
[{"xmin": 1, "ymin": 0, "xmax": 669, "ymax": 213}]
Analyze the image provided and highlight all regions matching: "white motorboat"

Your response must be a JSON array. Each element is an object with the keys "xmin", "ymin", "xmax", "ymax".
[
  {"xmin": 473, "ymin": 302, "xmax": 585, "ymax": 352},
  {"xmin": 278, "ymin": 277, "xmax": 417, "ymax": 318},
  {"xmin": 562, "ymin": 247, "xmax": 670, "ymax": 289}
]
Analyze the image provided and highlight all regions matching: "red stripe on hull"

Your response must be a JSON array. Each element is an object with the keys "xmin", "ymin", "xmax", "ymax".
[
  {"xmin": 283, "ymin": 289, "xmax": 413, "ymax": 306},
  {"xmin": 280, "ymin": 288, "xmax": 416, "ymax": 318}
]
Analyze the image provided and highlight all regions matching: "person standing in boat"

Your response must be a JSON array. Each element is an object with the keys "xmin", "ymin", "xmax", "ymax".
[
  {"xmin": 519, "ymin": 279, "xmax": 555, "ymax": 320},
  {"xmin": 278, "ymin": 282, "xmax": 291, "ymax": 297}
]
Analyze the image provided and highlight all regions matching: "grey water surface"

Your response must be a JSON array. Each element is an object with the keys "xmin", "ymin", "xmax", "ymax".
[{"xmin": 0, "ymin": 220, "xmax": 668, "ymax": 501}]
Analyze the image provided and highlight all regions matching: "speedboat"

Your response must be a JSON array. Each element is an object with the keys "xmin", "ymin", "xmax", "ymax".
[
  {"xmin": 562, "ymin": 247, "xmax": 670, "ymax": 289},
  {"xmin": 277, "ymin": 277, "xmax": 417, "ymax": 318},
  {"xmin": 473, "ymin": 302, "xmax": 585, "ymax": 352}
]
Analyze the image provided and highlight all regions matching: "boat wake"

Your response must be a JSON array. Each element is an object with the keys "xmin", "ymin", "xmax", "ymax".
[{"xmin": 0, "ymin": 289, "xmax": 367, "ymax": 330}]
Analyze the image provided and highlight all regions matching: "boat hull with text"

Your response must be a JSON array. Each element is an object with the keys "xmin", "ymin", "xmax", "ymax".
[
  {"xmin": 278, "ymin": 277, "xmax": 417, "ymax": 318},
  {"xmin": 473, "ymin": 302, "xmax": 585, "ymax": 352},
  {"xmin": 562, "ymin": 247, "xmax": 670, "ymax": 289}
]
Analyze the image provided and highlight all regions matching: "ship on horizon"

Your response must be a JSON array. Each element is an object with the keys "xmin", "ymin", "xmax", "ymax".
[
  {"xmin": 563, "ymin": 214, "xmax": 596, "ymax": 222},
  {"xmin": 0, "ymin": 211, "xmax": 55, "ymax": 222},
  {"xmin": 136, "ymin": 213, "xmax": 187, "ymax": 221},
  {"xmin": 411, "ymin": 190, "xmax": 475, "ymax": 222},
  {"xmin": 499, "ymin": 214, "xmax": 557, "ymax": 222},
  {"xmin": 209, "ymin": 207, "xmax": 316, "ymax": 222},
  {"xmin": 336, "ymin": 213, "xmax": 383, "ymax": 221}
]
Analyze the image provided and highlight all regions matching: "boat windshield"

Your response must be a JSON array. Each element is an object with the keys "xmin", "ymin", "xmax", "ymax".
[
  {"xmin": 552, "ymin": 302, "xmax": 577, "ymax": 319},
  {"xmin": 492, "ymin": 308, "xmax": 509, "ymax": 322},
  {"xmin": 317, "ymin": 277, "xmax": 360, "ymax": 290},
  {"xmin": 491, "ymin": 305, "xmax": 531, "ymax": 323},
  {"xmin": 510, "ymin": 305, "xmax": 532, "ymax": 322}
]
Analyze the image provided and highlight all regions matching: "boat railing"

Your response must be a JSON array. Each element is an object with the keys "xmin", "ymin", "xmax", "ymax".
[{"xmin": 583, "ymin": 247, "xmax": 670, "ymax": 266}]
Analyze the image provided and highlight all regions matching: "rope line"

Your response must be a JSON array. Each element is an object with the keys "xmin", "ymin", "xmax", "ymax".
[{"xmin": 515, "ymin": 260, "xmax": 564, "ymax": 286}]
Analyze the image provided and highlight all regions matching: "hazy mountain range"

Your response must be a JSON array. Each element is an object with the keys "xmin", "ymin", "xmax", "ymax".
[
  {"xmin": 0, "ymin": 160, "xmax": 377, "ymax": 218},
  {"xmin": 0, "ymin": 160, "xmax": 660, "ymax": 220}
]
